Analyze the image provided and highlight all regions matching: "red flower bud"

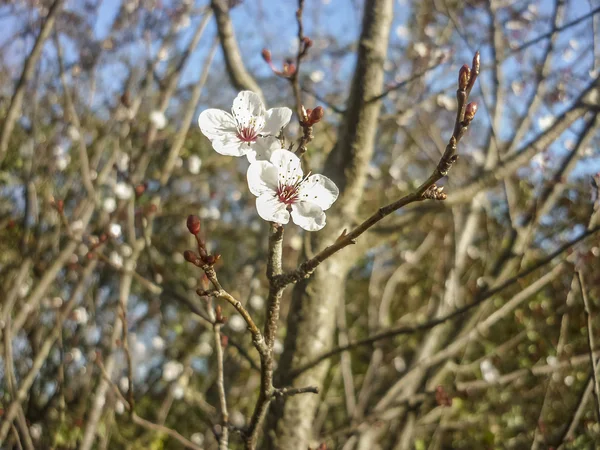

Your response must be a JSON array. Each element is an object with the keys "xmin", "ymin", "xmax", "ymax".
[
  {"xmin": 302, "ymin": 36, "xmax": 313, "ymax": 48},
  {"xmin": 221, "ymin": 334, "xmax": 229, "ymax": 348},
  {"xmin": 309, "ymin": 106, "xmax": 324, "ymax": 124},
  {"xmin": 183, "ymin": 250, "xmax": 199, "ymax": 265},
  {"xmin": 458, "ymin": 64, "xmax": 470, "ymax": 90},
  {"xmin": 465, "ymin": 102, "xmax": 478, "ymax": 122},
  {"xmin": 261, "ymin": 48, "xmax": 272, "ymax": 63},
  {"xmin": 187, "ymin": 215, "xmax": 201, "ymax": 235},
  {"xmin": 55, "ymin": 199, "xmax": 64, "ymax": 214}
]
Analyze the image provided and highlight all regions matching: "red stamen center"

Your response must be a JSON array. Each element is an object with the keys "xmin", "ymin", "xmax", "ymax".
[
  {"xmin": 236, "ymin": 127, "xmax": 258, "ymax": 143},
  {"xmin": 276, "ymin": 184, "xmax": 299, "ymax": 206}
]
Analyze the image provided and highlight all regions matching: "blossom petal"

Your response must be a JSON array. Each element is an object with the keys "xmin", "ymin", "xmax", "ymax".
[
  {"xmin": 270, "ymin": 149, "xmax": 303, "ymax": 186},
  {"xmin": 198, "ymin": 109, "xmax": 237, "ymax": 140},
  {"xmin": 256, "ymin": 193, "xmax": 290, "ymax": 224},
  {"xmin": 298, "ymin": 174, "xmax": 339, "ymax": 210},
  {"xmin": 247, "ymin": 160, "xmax": 279, "ymax": 196},
  {"xmin": 246, "ymin": 136, "xmax": 282, "ymax": 163},
  {"xmin": 262, "ymin": 107, "xmax": 292, "ymax": 135},
  {"xmin": 291, "ymin": 201, "xmax": 326, "ymax": 231},
  {"xmin": 212, "ymin": 133, "xmax": 246, "ymax": 157},
  {"xmin": 232, "ymin": 91, "xmax": 266, "ymax": 129}
]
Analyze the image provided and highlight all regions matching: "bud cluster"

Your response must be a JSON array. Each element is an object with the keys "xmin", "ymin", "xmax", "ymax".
[
  {"xmin": 184, "ymin": 215, "xmax": 221, "ymax": 268},
  {"xmin": 301, "ymin": 106, "xmax": 324, "ymax": 127}
]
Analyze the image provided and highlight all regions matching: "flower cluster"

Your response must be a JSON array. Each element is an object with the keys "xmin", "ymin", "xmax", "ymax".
[{"xmin": 198, "ymin": 91, "xmax": 338, "ymax": 231}]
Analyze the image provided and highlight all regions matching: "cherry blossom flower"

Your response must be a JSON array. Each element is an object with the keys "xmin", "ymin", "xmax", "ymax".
[
  {"xmin": 198, "ymin": 91, "xmax": 291, "ymax": 161},
  {"xmin": 247, "ymin": 149, "xmax": 339, "ymax": 231}
]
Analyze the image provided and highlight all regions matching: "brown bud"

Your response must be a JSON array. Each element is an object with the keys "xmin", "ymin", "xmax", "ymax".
[
  {"xmin": 302, "ymin": 36, "xmax": 313, "ymax": 48},
  {"xmin": 187, "ymin": 215, "xmax": 201, "ymax": 235},
  {"xmin": 458, "ymin": 64, "xmax": 470, "ymax": 90},
  {"xmin": 215, "ymin": 305, "xmax": 224, "ymax": 322},
  {"xmin": 221, "ymin": 334, "xmax": 229, "ymax": 348},
  {"xmin": 261, "ymin": 48, "xmax": 272, "ymax": 63},
  {"xmin": 99, "ymin": 233, "xmax": 108, "ymax": 243},
  {"xmin": 135, "ymin": 183, "xmax": 146, "ymax": 197},
  {"xmin": 55, "ymin": 199, "xmax": 64, "ymax": 213},
  {"xmin": 309, "ymin": 106, "xmax": 324, "ymax": 124},
  {"xmin": 283, "ymin": 62, "xmax": 296, "ymax": 77},
  {"xmin": 183, "ymin": 250, "xmax": 199, "ymax": 265},
  {"xmin": 464, "ymin": 102, "xmax": 478, "ymax": 122},
  {"xmin": 204, "ymin": 254, "xmax": 216, "ymax": 265},
  {"xmin": 472, "ymin": 51, "xmax": 480, "ymax": 75}
]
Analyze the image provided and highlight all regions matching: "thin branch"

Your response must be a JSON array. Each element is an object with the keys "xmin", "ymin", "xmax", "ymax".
[
  {"xmin": 576, "ymin": 271, "xmax": 600, "ymax": 421},
  {"xmin": 289, "ymin": 226, "xmax": 600, "ymax": 378},
  {"xmin": 0, "ymin": 0, "xmax": 65, "ymax": 164}
]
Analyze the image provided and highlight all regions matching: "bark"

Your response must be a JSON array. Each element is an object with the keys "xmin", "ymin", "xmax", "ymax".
[
  {"xmin": 267, "ymin": 1, "xmax": 393, "ymax": 448},
  {"xmin": 211, "ymin": 0, "xmax": 263, "ymax": 100}
]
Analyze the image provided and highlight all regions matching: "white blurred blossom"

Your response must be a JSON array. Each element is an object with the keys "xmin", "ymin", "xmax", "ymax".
[
  {"xmin": 538, "ymin": 115, "xmax": 554, "ymax": 131},
  {"xmin": 152, "ymin": 336, "xmax": 165, "ymax": 351},
  {"xmin": 172, "ymin": 383, "xmax": 185, "ymax": 399},
  {"xmin": 109, "ymin": 223, "xmax": 122, "ymax": 238},
  {"xmin": 115, "ymin": 400, "xmax": 126, "ymax": 415},
  {"xmin": 29, "ymin": 424, "xmax": 42, "ymax": 440},
  {"xmin": 114, "ymin": 182, "xmax": 133, "ymax": 200},
  {"xmin": 309, "ymin": 70, "xmax": 324, "ymax": 83},
  {"xmin": 163, "ymin": 361, "xmax": 184, "ymax": 382},
  {"xmin": 480, "ymin": 359, "xmax": 500, "ymax": 383},
  {"xmin": 191, "ymin": 433, "xmax": 204, "ymax": 445},
  {"xmin": 110, "ymin": 251, "xmax": 124, "ymax": 268},
  {"xmin": 187, "ymin": 155, "xmax": 202, "ymax": 174},
  {"xmin": 413, "ymin": 42, "xmax": 428, "ymax": 57},
  {"xmin": 150, "ymin": 110, "xmax": 167, "ymax": 129},
  {"xmin": 72, "ymin": 307, "xmax": 89, "ymax": 325},
  {"xmin": 250, "ymin": 294, "xmax": 265, "ymax": 310},
  {"xmin": 103, "ymin": 197, "xmax": 117, "ymax": 213},
  {"xmin": 228, "ymin": 314, "xmax": 246, "ymax": 332}
]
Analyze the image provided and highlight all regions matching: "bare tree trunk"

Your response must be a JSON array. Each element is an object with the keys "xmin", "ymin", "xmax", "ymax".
[{"xmin": 267, "ymin": 1, "xmax": 393, "ymax": 448}]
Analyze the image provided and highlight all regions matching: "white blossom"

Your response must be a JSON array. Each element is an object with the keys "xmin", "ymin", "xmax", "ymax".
[
  {"xmin": 72, "ymin": 307, "xmax": 89, "ymax": 325},
  {"xmin": 191, "ymin": 433, "xmax": 205, "ymax": 445},
  {"xmin": 162, "ymin": 360, "xmax": 184, "ymax": 382},
  {"xmin": 30, "ymin": 424, "xmax": 42, "ymax": 440},
  {"xmin": 480, "ymin": 359, "xmax": 500, "ymax": 383},
  {"xmin": 250, "ymin": 294, "xmax": 265, "ymax": 310},
  {"xmin": 228, "ymin": 314, "xmax": 246, "ymax": 332},
  {"xmin": 198, "ymin": 91, "xmax": 292, "ymax": 161},
  {"xmin": 152, "ymin": 336, "xmax": 165, "ymax": 351},
  {"xmin": 109, "ymin": 223, "xmax": 122, "ymax": 238},
  {"xmin": 246, "ymin": 149, "xmax": 339, "ymax": 231},
  {"xmin": 114, "ymin": 182, "xmax": 133, "ymax": 200},
  {"xmin": 115, "ymin": 400, "xmax": 126, "ymax": 415},
  {"xmin": 103, "ymin": 197, "xmax": 117, "ymax": 213},
  {"xmin": 187, "ymin": 155, "xmax": 202, "ymax": 174},
  {"xmin": 150, "ymin": 110, "xmax": 167, "ymax": 129},
  {"xmin": 538, "ymin": 115, "xmax": 554, "ymax": 131},
  {"xmin": 110, "ymin": 251, "xmax": 124, "ymax": 268},
  {"xmin": 309, "ymin": 70, "xmax": 325, "ymax": 83},
  {"xmin": 172, "ymin": 383, "xmax": 185, "ymax": 399}
]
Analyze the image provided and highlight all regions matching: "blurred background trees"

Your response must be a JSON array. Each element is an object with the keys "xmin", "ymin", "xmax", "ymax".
[{"xmin": 0, "ymin": 0, "xmax": 599, "ymax": 449}]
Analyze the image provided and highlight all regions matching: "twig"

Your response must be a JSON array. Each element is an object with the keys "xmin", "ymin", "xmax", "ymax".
[
  {"xmin": 276, "ymin": 54, "xmax": 480, "ymax": 287},
  {"xmin": 288, "ymin": 226, "xmax": 600, "ymax": 378},
  {"xmin": 95, "ymin": 360, "xmax": 203, "ymax": 450},
  {"xmin": 214, "ymin": 318, "xmax": 229, "ymax": 450},
  {"xmin": 576, "ymin": 271, "xmax": 600, "ymax": 420},
  {"xmin": 0, "ymin": 0, "xmax": 65, "ymax": 164}
]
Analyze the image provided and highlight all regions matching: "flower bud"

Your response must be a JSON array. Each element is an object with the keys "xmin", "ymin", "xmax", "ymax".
[
  {"xmin": 221, "ymin": 334, "xmax": 229, "ymax": 348},
  {"xmin": 302, "ymin": 36, "xmax": 313, "ymax": 48},
  {"xmin": 183, "ymin": 250, "xmax": 199, "ymax": 265},
  {"xmin": 472, "ymin": 51, "xmax": 480, "ymax": 75},
  {"xmin": 187, "ymin": 215, "xmax": 201, "ymax": 235},
  {"xmin": 261, "ymin": 48, "xmax": 272, "ymax": 63},
  {"xmin": 309, "ymin": 106, "xmax": 324, "ymax": 124},
  {"xmin": 458, "ymin": 64, "xmax": 470, "ymax": 90},
  {"xmin": 55, "ymin": 199, "xmax": 64, "ymax": 214},
  {"xmin": 135, "ymin": 183, "xmax": 146, "ymax": 197},
  {"xmin": 465, "ymin": 102, "xmax": 478, "ymax": 122}
]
